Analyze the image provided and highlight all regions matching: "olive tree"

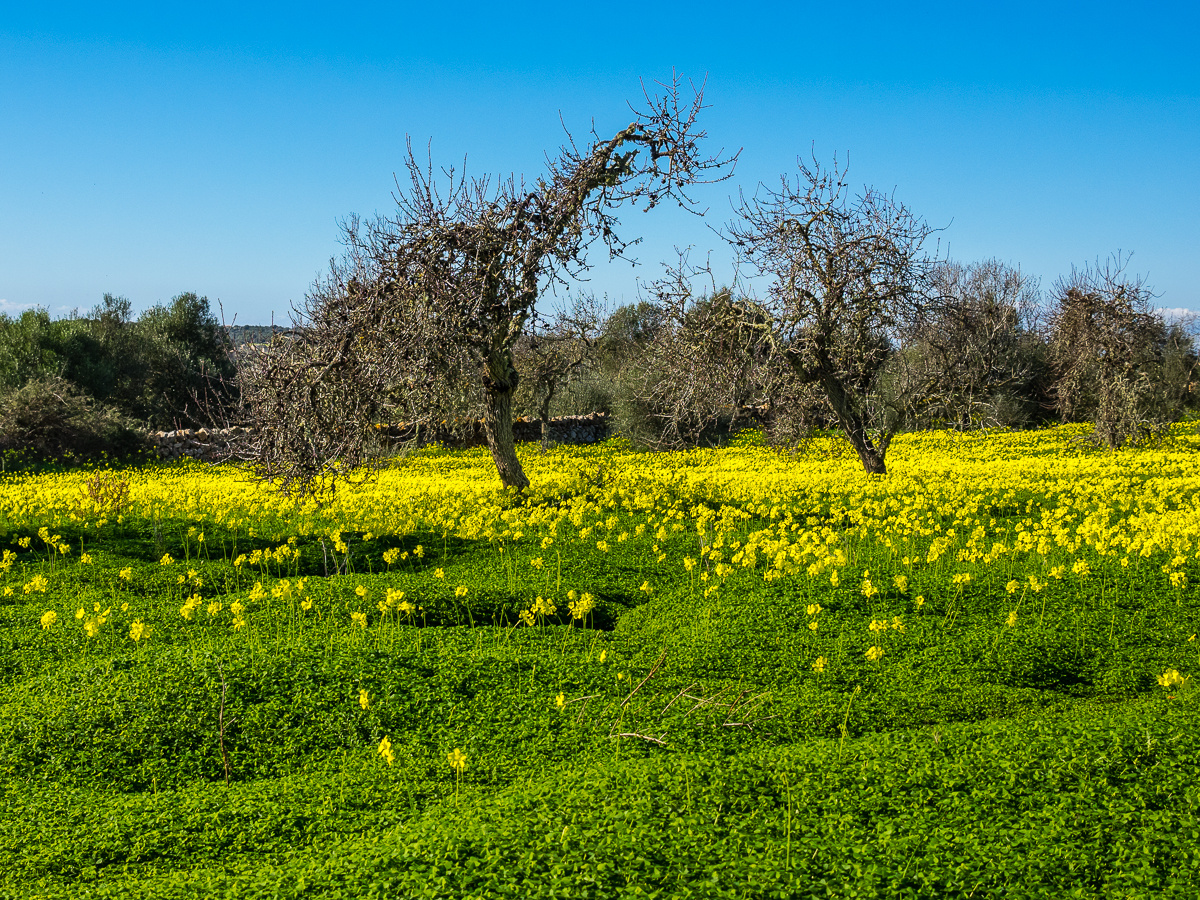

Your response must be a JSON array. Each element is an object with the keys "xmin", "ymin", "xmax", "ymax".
[
  {"xmin": 727, "ymin": 156, "xmax": 938, "ymax": 474},
  {"xmin": 240, "ymin": 76, "xmax": 733, "ymax": 492}
]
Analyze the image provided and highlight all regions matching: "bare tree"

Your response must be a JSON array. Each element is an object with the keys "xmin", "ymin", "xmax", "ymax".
[
  {"xmin": 239, "ymin": 75, "xmax": 735, "ymax": 493},
  {"xmin": 727, "ymin": 155, "xmax": 939, "ymax": 474},
  {"xmin": 899, "ymin": 258, "xmax": 1045, "ymax": 429},
  {"xmin": 631, "ymin": 254, "xmax": 774, "ymax": 447},
  {"xmin": 513, "ymin": 293, "xmax": 605, "ymax": 451},
  {"xmin": 1049, "ymin": 254, "xmax": 1196, "ymax": 448}
]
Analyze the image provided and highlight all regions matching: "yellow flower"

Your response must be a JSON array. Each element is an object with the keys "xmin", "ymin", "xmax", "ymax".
[
  {"xmin": 893, "ymin": 574, "xmax": 908, "ymax": 592},
  {"xmin": 40, "ymin": 610, "xmax": 57, "ymax": 629},
  {"xmin": 1006, "ymin": 610, "xmax": 1019, "ymax": 627},
  {"xmin": 639, "ymin": 581, "xmax": 653, "ymax": 595},
  {"xmin": 891, "ymin": 616, "xmax": 904, "ymax": 633},
  {"xmin": 1158, "ymin": 669, "xmax": 1186, "ymax": 689},
  {"xmin": 300, "ymin": 599, "xmax": 314, "ymax": 612},
  {"xmin": 455, "ymin": 585, "xmax": 468, "ymax": 598},
  {"xmin": 915, "ymin": 595, "xmax": 926, "ymax": 608},
  {"xmin": 23, "ymin": 574, "xmax": 49, "ymax": 594},
  {"xmin": 1006, "ymin": 580, "xmax": 1020, "ymax": 595},
  {"xmin": 207, "ymin": 601, "xmax": 223, "ymax": 617},
  {"xmin": 808, "ymin": 621, "xmax": 819, "ymax": 631},
  {"xmin": 160, "ymin": 553, "xmax": 173, "ymax": 566},
  {"xmin": 829, "ymin": 570, "xmax": 839, "ymax": 587},
  {"xmin": 119, "ymin": 567, "xmax": 132, "ymax": 580},
  {"xmin": 383, "ymin": 548, "xmax": 400, "ymax": 565},
  {"xmin": 129, "ymin": 620, "xmax": 148, "ymax": 642},
  {"xmin": 355, "ymin": 585, "xmax": 368, "ymax": 598},
  {"xmin": 79, "ymin": 553, "xmax": 92, "ymax": 565},
  {"xmin": 413, "ymin": 545, "xmax": 424, "ymax": 558},
  {"xmin": 378, "ymin": 736, "xmax": 395, "ymax": 766},
  {"xmin": 83, "ymin": 618, "xmax": 101, "ymax": 638},
  {"xmin": 359, "ymin": 688, "xmax": 370, "ymax": 710},
  {"xmin": 598, "ymin": 649, "xmax": 607, "ymax": 663},
  {"xmin": 75, "ymin": 607, "xmax": 85, "ymax": 620},
  {"xmin": 806, "ymin": 603, "xmax": 822, "ymax": 616},
  {"xmin": 351, "ymin": 611, "xmax": 367, "ymax": 628},
  {"xmin": 866, "ymin": 646, "xmax": 885, "ymax": 662},
  {"xmin": 568, "ymin": 592, "xmax": 595, "ymax": 620},
  {"xmin": 447, "ymin": 747, "xmax": 467, "ymax": 773},
  {"xmin": 812, "ymin": 656, "xmax": 826, "ymax": 673},
  {"xmin": 555, "ymin": 692, "xmax": 565, "ymax": 710},
  {"xmin": 434, "ymin": 568, "xmax": 445, "ymax": 579},
  {"xmin": 18, "ymin": 537, "xmax": 30, "ymax": 549}
]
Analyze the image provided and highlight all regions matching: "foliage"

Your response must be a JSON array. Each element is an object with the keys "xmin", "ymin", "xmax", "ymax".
[
  {"xmin": 0, "ymin": 428, "xmax": 1198, "ymax": 895},
  {"xmin": 0, "ymin": 293, "xmax": 236, "ymax": 430},
  {"xmin": 0, "ymin": 376, "xmax": 149, "ymax": 467}
]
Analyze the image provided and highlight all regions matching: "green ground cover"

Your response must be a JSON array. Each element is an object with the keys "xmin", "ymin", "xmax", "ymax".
[{"xmin": 0, "ymin": 428, "xmax": 1197, "ymax": 898}]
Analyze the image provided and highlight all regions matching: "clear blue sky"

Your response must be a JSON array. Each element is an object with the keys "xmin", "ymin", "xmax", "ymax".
[{"xmin": 2, "ymin": 1, "xmax": 1197, "ymax": 324}]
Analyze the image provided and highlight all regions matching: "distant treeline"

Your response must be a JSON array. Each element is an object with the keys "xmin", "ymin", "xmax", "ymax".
[
  {"xmin": 0, "ymin": 294, "xmax": 237, "ymax": 463},
  {"xmin": 225, "ymin": 324, "xmax": 286, "ymax": 349}
]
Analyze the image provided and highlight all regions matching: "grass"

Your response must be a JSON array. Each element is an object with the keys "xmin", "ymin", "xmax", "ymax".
[{"xmin": 0, "ymin": 425, "xmax": 1197, "ymax": 898}]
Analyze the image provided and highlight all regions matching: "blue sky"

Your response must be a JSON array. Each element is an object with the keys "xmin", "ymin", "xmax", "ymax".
[{"xmin": 1, "ymin": 1, "xmax": 1197, "ymax": 324}]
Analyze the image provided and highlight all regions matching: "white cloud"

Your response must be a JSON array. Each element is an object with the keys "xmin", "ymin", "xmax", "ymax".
[
  {"xmin": 0, "ymin": 298, "xmax": 35, "ymax": 314},
  {"xmin": 1158, "ymin": 307, "xmax": 1198, "ymax": 322}
]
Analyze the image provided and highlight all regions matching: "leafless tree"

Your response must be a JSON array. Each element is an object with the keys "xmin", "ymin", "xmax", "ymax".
[
  {"xmin": 630, "ymin": 254, "xmax": 774, "ymax": 447},
  {"xmin": 239, "ymin": 75, "xmax": 735, "ymax": 493},
  {"xmin": 1049, "ymin": 254, "xmax": 1196, "ymax": 448},
  {"xmin": 898, "ymin": 258, "xmax": 1045, "ymax": 429},
  {"xmin": 513, "ymin": 293, "xmax": 605, "ymax": 451},
  {"xmin": 726, "ymin": 155, "xmax": 939, "ymax": 474}
]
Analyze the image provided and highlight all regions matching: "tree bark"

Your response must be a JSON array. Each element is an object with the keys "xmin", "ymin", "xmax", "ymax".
[
  {"xmin": 538, "ymin": 381, "xmax": 556, "ymax": 453},
  {"xmin": 821, "ymin": 372, "xmax": 888, "ymax": 475},
  {"xmin": 481, "ymin": 361, "xmax": 530, "ymax": 491}
]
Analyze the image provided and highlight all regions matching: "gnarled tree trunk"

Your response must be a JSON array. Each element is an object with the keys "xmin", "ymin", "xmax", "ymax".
[
  {"xmin": 822, "ymin": 372, "xmax": 888, "ymax": 475},
  {"xmin": 481, "ymin": 356, "xmax": 530, "ymax": 490}
]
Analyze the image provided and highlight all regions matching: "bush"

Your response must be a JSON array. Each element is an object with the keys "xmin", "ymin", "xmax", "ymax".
[{"xmin": 0, "ymin": 375, "xmax": 149, "ymax": 466}]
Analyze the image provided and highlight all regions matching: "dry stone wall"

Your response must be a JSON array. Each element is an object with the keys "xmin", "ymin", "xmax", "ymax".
[{"xmin": 148, "ymin": 414, "xmax": 610, "ymax": 462}]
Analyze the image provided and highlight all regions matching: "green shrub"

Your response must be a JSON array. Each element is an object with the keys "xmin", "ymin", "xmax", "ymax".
[{"xmin": 0, "ymin": 376, "xmax": 149, "ymax": 466}]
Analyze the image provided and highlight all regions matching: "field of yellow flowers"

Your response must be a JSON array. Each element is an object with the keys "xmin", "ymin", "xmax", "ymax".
[{"xmin": 1, "ymin": 425, "xmax": 1198, "ymax": 898}]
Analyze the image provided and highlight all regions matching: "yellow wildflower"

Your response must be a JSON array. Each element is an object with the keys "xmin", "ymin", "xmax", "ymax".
[{"xmin": 378, "ymin": 736, "xmax": 395, "ymax": 766}]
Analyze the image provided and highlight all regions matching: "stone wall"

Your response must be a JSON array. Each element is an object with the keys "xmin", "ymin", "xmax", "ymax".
[{"xmin": 147, "ymin": 414, "xmax": 610, "ymax": 462}]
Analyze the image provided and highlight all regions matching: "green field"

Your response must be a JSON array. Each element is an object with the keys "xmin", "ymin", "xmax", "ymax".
[{"xmin": 1, "ymin": 428, "xmax": 1197, "ymax": 898}]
